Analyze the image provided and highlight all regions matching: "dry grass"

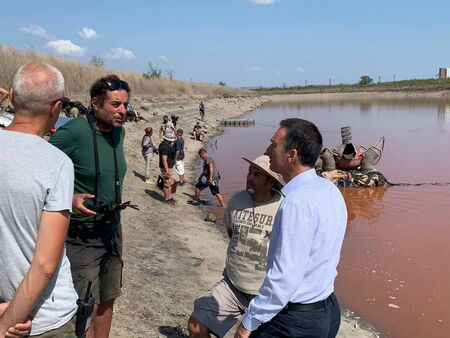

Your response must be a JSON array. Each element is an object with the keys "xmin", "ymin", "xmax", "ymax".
[{"xmin": 0, "ymin": 46, "xmax": 250, "ymax": 102}]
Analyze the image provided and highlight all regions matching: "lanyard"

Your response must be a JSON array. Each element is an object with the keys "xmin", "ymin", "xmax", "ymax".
[{"xmin": 86, "ymin": 110, "xmax": 121, "ymax": 208}]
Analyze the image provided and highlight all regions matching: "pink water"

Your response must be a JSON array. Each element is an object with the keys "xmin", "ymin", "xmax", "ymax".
[{"xmin": 202, "ymin": 98, "xmax": 450, "ymax": 337}]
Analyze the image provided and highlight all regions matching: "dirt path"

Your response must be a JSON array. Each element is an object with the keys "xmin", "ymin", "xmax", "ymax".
[{"xmin": 110, "ymin": 96, "xmax": 379, "ymax": 338}]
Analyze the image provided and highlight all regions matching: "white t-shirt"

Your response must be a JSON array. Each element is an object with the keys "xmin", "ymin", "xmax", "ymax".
[
  {"xmin": 224, "ymin": 190, "xmax": 283, "ymax": 294},
  {"xmin": 0, "ymin": 130, "xmax": 78, "ymax": 335}
]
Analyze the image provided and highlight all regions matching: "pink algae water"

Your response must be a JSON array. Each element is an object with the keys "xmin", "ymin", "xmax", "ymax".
[{"xmin": 202, "ymin": 98, "xmax": 450, "ymax": 337}]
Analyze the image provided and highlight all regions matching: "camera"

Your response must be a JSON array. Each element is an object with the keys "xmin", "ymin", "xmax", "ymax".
[{"xmin": 91, "ymin": 202, "xmax": 121, "ymax": 224}]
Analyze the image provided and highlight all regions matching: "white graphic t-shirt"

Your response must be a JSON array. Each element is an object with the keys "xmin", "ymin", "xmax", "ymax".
[{"xmin": 224, "ymin": 190, "xmax": 283, "ymax": 294}]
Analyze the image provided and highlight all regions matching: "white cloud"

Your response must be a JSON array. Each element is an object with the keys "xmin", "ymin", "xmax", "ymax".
[
  {"xmin": 20, "ymin": 24, "xmax": 55, "ymax": 40},
  {"xmin": 249, "ymin": 66, "xmax": 262, "ymax": 72},
  {"xmin": 247, "ymin": 0, "xmax": 277, "ymax": 5},
  {"xmin": 158, "ymin": 55, "xmax": 169, "ymax": 62},
  {"xmin": 78, "ymin": 27, "xmax": 99, "ymax": 39},
  {"xmin": 296, "ymin": 67, "xmax": 305, "ymax": 72},
  {"xmin": 46, "ymin": 40, "xmax": 86, "ymax": 57},
  {"xmin": 105, "ymin": 47, "xmax": 136, "ymax": 60},
  {"xmin": 273, "ymin": 69, "xmax": 281, "ymax": 74}
]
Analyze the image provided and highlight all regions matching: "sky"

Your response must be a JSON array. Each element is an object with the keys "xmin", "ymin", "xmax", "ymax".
[{"xmin": 1, "ymin": 0, "xmax": 450, "ymax": 88}]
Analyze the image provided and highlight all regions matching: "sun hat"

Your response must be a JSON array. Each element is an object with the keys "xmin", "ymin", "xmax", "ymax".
[
  {"xmin": 241, "ymin": 155, "xmax": 284, "ymax": 190},
  {"xmin": 163, "ymin": 130, "xmax": 176, "ymax": 142}
]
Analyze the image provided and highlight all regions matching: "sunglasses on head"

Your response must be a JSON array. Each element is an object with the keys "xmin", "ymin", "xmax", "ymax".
[{"xmin": 104, "ymin": 80, "xmax": 130, "ymax": 92}]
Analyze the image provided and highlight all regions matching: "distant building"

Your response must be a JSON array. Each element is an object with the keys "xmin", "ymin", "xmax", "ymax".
[{"xmin": 439, "ymin": 68, "xmax": 450, "ymax": 79}]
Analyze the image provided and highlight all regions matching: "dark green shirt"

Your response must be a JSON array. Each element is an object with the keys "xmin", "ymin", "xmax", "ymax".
[{"xmin": 49, "ymin": 116, "xmax": 127, "ymax": 231}]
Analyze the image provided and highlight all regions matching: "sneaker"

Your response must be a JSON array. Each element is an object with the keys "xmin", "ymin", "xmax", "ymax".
[
  {"xmin": 164, "ymin": 198, "xmax": 176, "ymax": 205},
  {"xmin": 187, "ymin": 200, "xmax": 199, "ymax": 206}
]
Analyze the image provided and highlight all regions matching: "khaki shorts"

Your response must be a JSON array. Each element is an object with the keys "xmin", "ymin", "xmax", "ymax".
[
  {"xmin": 33, "ymin": 316, "xmax": 76, "ymax": 338},
  {"xmin": 191, "ymin": 276, "xmax": 254, "ymax": 338},
  {"xmin": 66, "ymin": 227, "xmax": 123, "ymax": 304}
]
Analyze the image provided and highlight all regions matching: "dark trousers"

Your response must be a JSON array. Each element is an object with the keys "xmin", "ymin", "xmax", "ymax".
[{"xmin": 250, "ymin": 294, "xmax": 341, "ymax": 338}]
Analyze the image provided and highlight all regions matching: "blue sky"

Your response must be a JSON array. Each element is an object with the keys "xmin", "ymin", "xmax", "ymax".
[{"xmin": 1, "ymin": 0, "xmax": 450, "ymax": 87}]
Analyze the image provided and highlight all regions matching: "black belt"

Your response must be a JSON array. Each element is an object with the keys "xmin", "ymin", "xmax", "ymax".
[{"xmin": 286, "ymin": 293, "xmax": 334, "ymax": 312}]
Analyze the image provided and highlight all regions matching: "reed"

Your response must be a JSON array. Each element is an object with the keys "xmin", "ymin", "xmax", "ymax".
[{"xmin": 0, "ymin": 46, "xmax": 250, "ymax": 101}]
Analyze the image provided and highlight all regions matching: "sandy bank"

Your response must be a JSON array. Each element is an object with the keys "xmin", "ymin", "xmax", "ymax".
[{"xmin": 110, "ymin": 95, "xmax": 379, "ymax": 337}]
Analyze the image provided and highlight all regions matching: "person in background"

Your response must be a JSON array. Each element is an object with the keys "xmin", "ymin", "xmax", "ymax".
[
  {"xmin": 142, "ymin": 127, "xmax": 155, "ymax": 184},
  {"xmin": 234, "ymin": 118, "xmax": 347, "ymax": 338},
  {"xmin": 50, "ymin": 74, "xmax": 130, "ymax": 338},
  {"xmin": 0, "ymin": 63, "xmax": 78, "ymax": 337},
  {"xmin": 174, "ymin": 129, "xmax": 186, "ymax": 185},
  {"xmin": 193, "ymin": 122, "xmax": 205, "ymax": 141},
  {"xmin": 159, "ymin": 129, "xmax": 177, "ymax": 204},
  {"xmin": 188, "ymin": 148, "xmax": 225, "ymax": 207},
  {"xmin": 199, "ymin": 101, "xmax": 205, "ymax": 122},
  {"xmin": 159, "ymin": 114, "xmax": 175, "ymax": 138},
  {"xmin": 188, "ymin": 155, "xmax": 283, "ymax": 338}
]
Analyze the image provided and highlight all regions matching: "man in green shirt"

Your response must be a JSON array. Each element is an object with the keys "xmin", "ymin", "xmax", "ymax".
[{"xmin": 50, "ymin": 74, "xmax": 129, "ymax": 338}]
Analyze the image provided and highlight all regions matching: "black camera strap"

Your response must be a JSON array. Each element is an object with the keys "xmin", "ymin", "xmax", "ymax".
[{"xmin": 86, "ymin": 110, "xmax": 121, "ymax": 223}]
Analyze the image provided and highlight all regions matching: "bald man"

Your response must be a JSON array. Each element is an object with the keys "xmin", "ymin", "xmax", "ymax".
[{"xmin": 0, "ymin": 63, "xmax": 78, "ymax": 337}]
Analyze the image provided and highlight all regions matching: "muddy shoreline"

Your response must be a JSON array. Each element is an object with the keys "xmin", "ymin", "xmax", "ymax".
[{"xmin": 111, "ymin": 94, "xmax": 380, "ymax": 337}]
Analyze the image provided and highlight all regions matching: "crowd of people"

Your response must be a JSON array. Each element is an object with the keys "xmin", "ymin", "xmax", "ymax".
[{"xmin": 0, "ymin": 62, "xmax": 348, "ymax": 338}]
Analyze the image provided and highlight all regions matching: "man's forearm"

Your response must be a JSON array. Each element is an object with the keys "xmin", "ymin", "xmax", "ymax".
[
  {"xmin": 0, "ymin": 211, "xmax": 69, "ymax": 333},
  {"xmin": 162, "ymin": 156, "xmax": 169, "ymax": 173},
  {"xmin": 0, "ymin": 261, "xmax": 54, "ymax": 332}
]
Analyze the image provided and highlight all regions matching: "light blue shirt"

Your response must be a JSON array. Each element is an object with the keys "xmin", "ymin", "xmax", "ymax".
[{"xmin": 242, "ymin": 169, "xmax": 347, "ymax": 331}]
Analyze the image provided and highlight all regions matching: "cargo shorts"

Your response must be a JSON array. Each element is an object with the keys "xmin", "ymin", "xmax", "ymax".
[
  {"xmin": 66, "ymin": 227, "xmax": 123, "ymax": 304},
  {"xmin": 191, "ymin": 276, "xmax": 255, "ymax": 338}
]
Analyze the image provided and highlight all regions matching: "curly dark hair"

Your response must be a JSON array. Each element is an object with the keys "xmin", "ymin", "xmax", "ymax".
[{"xmin": 89, "ymin": 74, "xmax": 131, "ymax": 107}]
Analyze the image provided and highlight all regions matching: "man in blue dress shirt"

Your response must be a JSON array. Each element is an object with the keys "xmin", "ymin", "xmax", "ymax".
[{"xmin": 234, "ymin": 118, "xmax": 348, "ymax": 338}]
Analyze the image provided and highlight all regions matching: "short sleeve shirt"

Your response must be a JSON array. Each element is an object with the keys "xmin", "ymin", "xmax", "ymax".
[
  {"xmin": 159, "ymin": 141, "xmax": 175, "ymax": 169},
  {"xmin": 175, "ymin": 137, "xmax": 185, "ymax": 160},
  {"xmin": 224, "ymin": 191, "xmax": 283, "ymax": 294}
]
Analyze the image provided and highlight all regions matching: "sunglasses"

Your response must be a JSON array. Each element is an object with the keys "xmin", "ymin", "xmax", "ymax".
[{"xmin": 104, "ymin": 80, "xmax": 130, "ymax": 92}]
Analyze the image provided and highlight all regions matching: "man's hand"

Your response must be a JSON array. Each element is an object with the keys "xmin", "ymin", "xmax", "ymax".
[
  {"xmin": 0, "ymin": 303, "xmax": 32, "ymax": 338},
  {"xmin": 234, "ymin": 322, "xmax": 251, "ymax": 338},
  {"xmin": 72, "ymin": 194, "xmax": 96, "ymax": 216}
]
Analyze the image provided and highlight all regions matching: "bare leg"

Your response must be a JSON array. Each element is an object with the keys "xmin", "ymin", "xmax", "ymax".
[
  {"xmin": 86, "ymin": 299, "xmax": 115, "ymax": 338},
  {"xmin": 215, "ymin": 193, "xmax": 225, "ymax": 208},
  {"xmin": 164, "ymin": 178, "xmax": 173, "ymax": 200},
  {"xmin": 188, "ymin": 316, "xmax": 211, "ymax": 338},
  {"xmin": 194, "ymin": 187, "xmax": 201, "ymax": 202}
]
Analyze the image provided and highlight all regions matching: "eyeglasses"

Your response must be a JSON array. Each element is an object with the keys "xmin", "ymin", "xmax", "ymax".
[{"xmin": 104, "ymin": 80, "xmax": 130, "ymax": 92}]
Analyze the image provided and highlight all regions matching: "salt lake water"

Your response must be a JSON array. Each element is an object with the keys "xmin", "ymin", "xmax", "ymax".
[{"xmin": 203, "ymin": 97, "xmax": 450, "ymax": 337}]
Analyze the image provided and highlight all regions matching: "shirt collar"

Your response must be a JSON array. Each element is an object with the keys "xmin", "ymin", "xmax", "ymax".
[{"xmin": 281, "ymin": 168, "xmax": 317, "ymax": 196}]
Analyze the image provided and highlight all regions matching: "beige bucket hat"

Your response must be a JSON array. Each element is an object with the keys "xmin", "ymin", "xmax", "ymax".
[{"xmin": 241, "ymin": 155, "xmax": 284, "ymax": 191}]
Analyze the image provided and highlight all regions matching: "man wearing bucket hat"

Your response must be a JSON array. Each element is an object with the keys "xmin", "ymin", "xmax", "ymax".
[
  {"xmin": 159, "ymin": 129, "xmax": 177, "ymax": 204},
  {"xmin": 188, "ymin": 155, "xmax": 283, "ymax": 338},
  {"xmin": 234, "ymin": 118, "xmax": 347, "ymax": 338}
]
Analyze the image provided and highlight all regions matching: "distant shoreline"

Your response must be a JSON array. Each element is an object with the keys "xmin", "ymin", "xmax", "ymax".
[{"xmin": 262, "ymin": 89, "xmax": 450, "ymax": 102}]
